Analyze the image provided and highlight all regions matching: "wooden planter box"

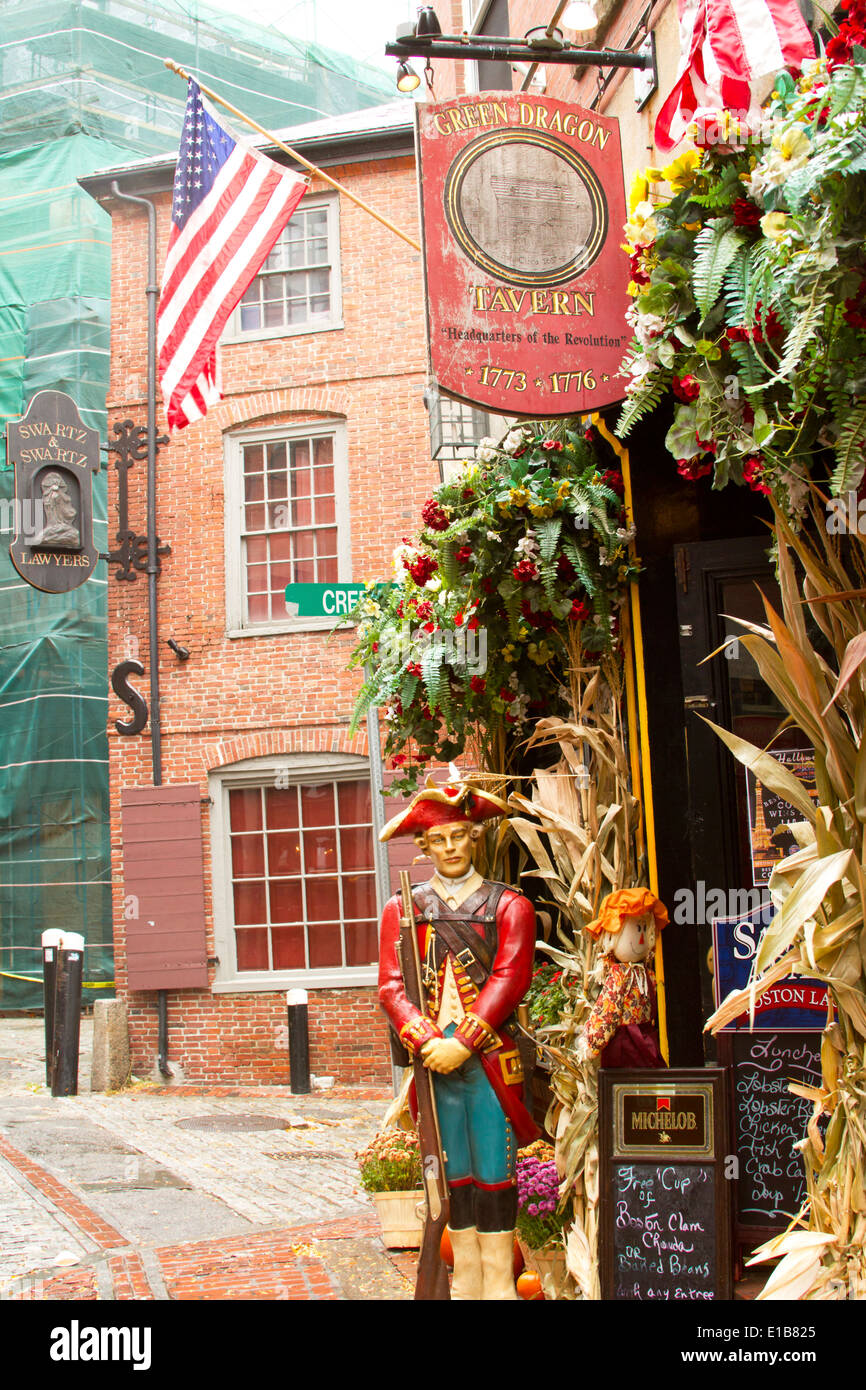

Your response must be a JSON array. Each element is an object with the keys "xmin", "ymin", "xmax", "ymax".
[{"xmin": 371, "ymin": 1189, "xmax": 424, "ymax": 1249}]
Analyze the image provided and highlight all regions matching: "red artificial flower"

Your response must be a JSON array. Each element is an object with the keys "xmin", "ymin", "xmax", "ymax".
[
  {"xmin": 732, "ymin": 198, "xmax": 761, "ymax": 228},
  {"xmin": 414, "ymin": 600, "xmax": 433, "ymax": 621},
  {"xmin": 569, "ymin": 599, "xmax": 591, "ymax": 621},
  {"xmin": 371, "ymin": 641, "xmax": 379, "ymax": 653},
  {"xmin": 456, "ymin": 544, "xmax": 473, "ymax": 564},
  {"xmin": 406, "ymin": 661, "xmax": 423, "ymax": 678},
  {"xmin": 391, "ymin": 754, "xmax": 407, "ymax": 767},
  {"xmin": 743, "ymin": 455, "xmax": 772, "ymax": 496},
  {"xmin": 726, "ymin": 325, "xmax": 751, "ymax": 343},
  {"xmin": 601, "ymin": 469, "xmax": 625, "ymax": 497},
  {"xmin": 405, "ymin": 553, "xmax": 438, "ymax": 586},
  {"xmin": 421, "ymin": 498, "xmax": 450, "ymax": 532},
  {"xmin": 422, "ymin": 622, "xmax": 435, "ymax": 634},
  {"xmin": 695, "ymin": 434, "xmax": 717, "ymax": 454},
  {"xmin": 513, "ymin": 559, "xmax": 540, "ymax": 582},
  {"xmin": 499, "ymin": 687, "xmax": 516, "ymax": 702},
  {"xmin": 462, "ymin": 487, "xmax": 475, "ymax": 500},
  {"xmin": 677, "ymin": 457, "xmax": 713, "ymax": 481},
  {"xmin": 466, "ymin": 616, "xmax": 479, "ymax": 631},
  {"xmin": 481, "ymin": 576, "xmax": 496, "ymax": 593},
  {"xmin": 673, "ymin": 374, "xmax": 700, "ymax": 403},
  {"xmin": 542, "ymin": 440, "xmax": 564, "ymax": 452},
  {"xmin": 454, "ymin": 612, "xmax": 464, "ymax": 626},
  {"xmin": 470, "ymin": 675, "xmax": 486, "ymax": 693},
  {"xmin": 584, "ymin": 426, "xmax": 595, "ymax": 443},
  {"xmin": 557, "ymin": 552, "xmax": 576, "ymax": 581}
]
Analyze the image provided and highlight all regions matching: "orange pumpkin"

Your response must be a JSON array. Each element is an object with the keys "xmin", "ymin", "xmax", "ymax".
[
  {"xmin": 516, "ymin": 1269, "xmax": 544, "ymax": 1300},
  {"xmin": 440, "ymin": 1228, "xmax": 454, "ymax": 1267}
]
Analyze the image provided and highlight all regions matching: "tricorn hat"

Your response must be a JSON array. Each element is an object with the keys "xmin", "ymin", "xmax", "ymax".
[
  {"xmin": 584, "ymin": 887, "xmax": 668, "ymax": 940},
  {"xmin": 379, "ymin": 775, "xmax": 509, "ymax": 842}
]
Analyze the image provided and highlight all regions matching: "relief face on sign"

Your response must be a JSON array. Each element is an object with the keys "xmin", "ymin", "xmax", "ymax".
[
  {"xmin": 444, "ymin": 131, "xmax": 606, "ymax": 287},
  {"xmin": 33, "ymin": 470, "xmax": 82, "ymax": 549}
]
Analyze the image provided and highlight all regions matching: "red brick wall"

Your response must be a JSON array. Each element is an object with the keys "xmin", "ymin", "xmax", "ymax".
[{"xmin": 106, "ymin": 154, "xmax": 437, "ymax": 1086}]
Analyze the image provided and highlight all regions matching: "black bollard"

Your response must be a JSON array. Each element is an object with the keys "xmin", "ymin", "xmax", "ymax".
[
  {"xmin": 52, "ymin": 933, "xmax": 84, "ymax": 1097},
  {"xmin": 41, "ymin": 930, "xmax": 63, "ymax": 1088},
  {"xmin": 286, "ymin": 988, "xmax": 310, "ymax": 1095}
]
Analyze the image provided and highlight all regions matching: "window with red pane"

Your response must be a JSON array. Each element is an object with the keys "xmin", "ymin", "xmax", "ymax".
[
  {"xmin": 227, "ymin": 778, "xmax": 377, "ymax": 973},
  {"xmin": 242, "ymin": 434, "xmax": 338, "ymax": 624}
]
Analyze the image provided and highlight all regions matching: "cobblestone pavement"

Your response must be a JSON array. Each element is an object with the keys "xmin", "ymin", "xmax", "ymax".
[{"xmin": 0, "ymin": 1017, "xmax": 416, "ymax": 1301}]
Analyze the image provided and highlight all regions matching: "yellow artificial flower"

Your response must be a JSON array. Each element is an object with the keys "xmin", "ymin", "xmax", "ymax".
[
  {"xmin": 502, "ymin": 645, "xmax": 516, "ymax": 663},
  {"xmin": 760, "ymin": 211, "xmax": 789, "ymax": 241},
  {"xmin": 509, "ymin": 486, "xmax": 530, "ymax": 506},
  {"xmin": 772, "ymin": 125, "xmax": 810, "ymax": 163},
  {"xmin": 644, "ymin": 166, "xmax": 665, "ymax": 182},
  {"xmin": 529, "ymin": 503, "xmax": 553, "ymax": 518},
  {"xmin": 683, "ymin": 221, "xmax": 702, "ymax": 232},
  {"xmin": 628, "ymin": 171, "xmax": 649, "ymax": 213},
  {"xmin": 661, "ymin": 149, "xmax": 701, "ymax": 193}
]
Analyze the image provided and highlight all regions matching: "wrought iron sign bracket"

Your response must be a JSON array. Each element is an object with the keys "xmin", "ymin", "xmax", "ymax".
[
  {"xmin": 107, "ymin": 418, "xmax": 171, "ymax": 581},
  {"xmin": 385, "ymin": 32, "xmax": 655, "ymax": 71}
]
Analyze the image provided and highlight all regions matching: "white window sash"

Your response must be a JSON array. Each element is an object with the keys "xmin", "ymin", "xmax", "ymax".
[{"xmin": 209, "ymin": 753, "xmax": 379, "ymax": 991}]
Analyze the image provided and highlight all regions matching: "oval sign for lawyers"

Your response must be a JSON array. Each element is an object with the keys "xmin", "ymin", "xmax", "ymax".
[
  {"xmin": 285, "ymin": 582, "xmax": 366, "ymax": 619},
  {"xmin": 417, "ymin": 94, "xmax": 632, "ymax": 417},
  {"xmin": 7, "ymin": 391, "xmax": 99, "ymax": 593}
]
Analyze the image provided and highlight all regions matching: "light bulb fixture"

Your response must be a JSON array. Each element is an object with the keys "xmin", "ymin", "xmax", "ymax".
[
  {"xmin": 561, "ymin": 0, "xmax": 598, "ymax": 31},
  {"xmin": 396, "ymin": 59, "xmax": 421, "ymax": 92},
  {"xmin": 415, "ymin": 4, "xmax": 442, "ymax": 37}
]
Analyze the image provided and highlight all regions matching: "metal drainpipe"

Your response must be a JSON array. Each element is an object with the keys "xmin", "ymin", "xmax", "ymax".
[{"xmin": 110, "ymin": 182, "xmax": 172, "ymax": 1078}]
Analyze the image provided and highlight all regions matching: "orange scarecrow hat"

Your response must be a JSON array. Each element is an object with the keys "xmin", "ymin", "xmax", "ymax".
[
  {"xmin": 585, "ymin": 887, "xmax": 668, "ymax": 940},
  {"xmin": 379, "ymin": 776, "xmax": 509, "ymax": 842}
]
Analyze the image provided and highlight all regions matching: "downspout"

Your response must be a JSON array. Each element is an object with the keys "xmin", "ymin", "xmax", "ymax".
[{"xmin": 110, "ymin": 182, "xmax": 172, "ymax": 1079}]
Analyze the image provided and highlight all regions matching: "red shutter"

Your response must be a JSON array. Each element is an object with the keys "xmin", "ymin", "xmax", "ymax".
[{"xmin": 121, "ymin": 785, "xmax": 208, "ymax": 990}]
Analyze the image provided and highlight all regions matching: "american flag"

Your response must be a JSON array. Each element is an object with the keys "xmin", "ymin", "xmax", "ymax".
[
  {"xmin": 158, "ymin": 80, "xmax": 308, "ymax": 431},
  {"xmin": 654, "ymin": 0, "xmax": 815, "ymax": 150}
]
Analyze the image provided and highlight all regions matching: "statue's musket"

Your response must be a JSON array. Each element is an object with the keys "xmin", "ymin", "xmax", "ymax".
[{"xmin": 399, "ymin": 870, "xmax": 451, "ymax": 1301}]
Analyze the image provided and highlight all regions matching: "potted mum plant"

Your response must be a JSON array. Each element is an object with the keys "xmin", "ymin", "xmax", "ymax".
[
  {"xmin": 357, "ymin": 1127, "xmax": 424, "ymax": 1249},
  {"xmin": 516, "ymin": 1141, "xmax": 572, "ymax": 1296}
]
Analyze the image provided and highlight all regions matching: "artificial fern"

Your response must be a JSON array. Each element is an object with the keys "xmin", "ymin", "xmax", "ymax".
[
  {"xmin": 832, "ymin": 401, "xmax": 866, "ymax": 494},
  {"xmin": 616, "ymin": 371, "xmax": 668, "ymax": 437},
  {"xmin": 692, "ymin": 219, "xmax": 744, "ymax": 322}
]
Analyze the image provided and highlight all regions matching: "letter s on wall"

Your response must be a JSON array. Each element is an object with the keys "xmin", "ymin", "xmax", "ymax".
[{"xmin": 111, "ymin": 658, "xmax": 148, "ymax": 735}]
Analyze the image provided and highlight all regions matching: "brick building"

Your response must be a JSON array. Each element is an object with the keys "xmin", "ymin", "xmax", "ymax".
[{"xmin": 82, "ymin": 101, "xmax": 440, "ymax": 1085}]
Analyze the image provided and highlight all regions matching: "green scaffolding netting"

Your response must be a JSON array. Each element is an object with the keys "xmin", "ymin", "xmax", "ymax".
[
  {"xmin": 0, "ymin": 0, "xmax": 394, "ymax": 158},
  {"xmin": 0, "ymin": 2, "xmax": 395, "ymax": 1009}
]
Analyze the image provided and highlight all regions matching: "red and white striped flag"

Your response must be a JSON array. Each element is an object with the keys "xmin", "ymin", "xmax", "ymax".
[
  {"xmin": 158, "ymin": 80, "xmax": 307, "ymax": 431},
  {"xmin": 654, "ymin": 0, "xmax": 815, "ymax": 151}
]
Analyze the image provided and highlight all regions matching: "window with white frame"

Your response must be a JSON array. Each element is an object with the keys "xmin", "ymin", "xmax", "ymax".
[
  {"xmin": 210, "ymin": 754, "xmax": 379, "ymax": 991},
  {"xmin": 228, "ymin": 196, "xmax": 341, "ymax": 338},
  {"xmin": 225, "ymin": 422, "xmax": 350, "ymax": 634}
]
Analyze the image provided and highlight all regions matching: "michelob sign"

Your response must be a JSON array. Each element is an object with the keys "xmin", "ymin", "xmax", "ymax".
[{"xmin": 417, "ymin": 94, "xmax": 631, "ymax": 417}]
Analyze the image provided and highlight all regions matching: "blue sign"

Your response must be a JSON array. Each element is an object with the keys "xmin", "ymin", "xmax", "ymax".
[{"xmin": 712, "ymin": 902, "xmax": 827, "ymax": 1032}]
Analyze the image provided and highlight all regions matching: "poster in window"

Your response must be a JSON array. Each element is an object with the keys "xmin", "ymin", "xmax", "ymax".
[{"xmin": 745, "ymin": 748, "xmax": 818, "ymax": 886}]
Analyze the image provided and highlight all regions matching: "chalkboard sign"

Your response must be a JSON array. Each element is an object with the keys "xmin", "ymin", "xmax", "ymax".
[
  {"xmin": 599, "ymin": 1069, "xmax": 731, "ymax": 1301},
  {"xmin": 729, "ymin": 1032, "xmax": 822, "ymax": 1228}
]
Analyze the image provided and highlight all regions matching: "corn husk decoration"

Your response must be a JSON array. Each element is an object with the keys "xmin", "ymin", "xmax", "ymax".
[
  {"xmin": 705, "ymin": 499, "xmax": 866, "ymax": 1300},
  {"xmin": 508, "ymin": 630, "xmax": 643, "ymax": 1299}
]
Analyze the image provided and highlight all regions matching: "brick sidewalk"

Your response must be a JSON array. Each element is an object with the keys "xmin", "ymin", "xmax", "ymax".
[{"xmin": 0, "ymin": 1134, "xmax": 412, "ymax": 1301}]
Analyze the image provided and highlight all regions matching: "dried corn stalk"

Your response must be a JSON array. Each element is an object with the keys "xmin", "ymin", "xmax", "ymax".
[
  {"xmin": 509, "ymin": 630, "xmax": 643, "ymax": 1299},
  {"xmin": 705, "ymin": 499, "xmax": 866, "ymax": 1300}
]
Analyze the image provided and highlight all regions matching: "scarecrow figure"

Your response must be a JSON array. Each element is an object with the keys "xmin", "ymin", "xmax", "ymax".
[
  {"xmin": 378, "ymin": 777, "xmax": 539, "ymax": 1300},
  {"xmin": 578, "ymin": 888, "xmax": 668, "ymax": 1068}
]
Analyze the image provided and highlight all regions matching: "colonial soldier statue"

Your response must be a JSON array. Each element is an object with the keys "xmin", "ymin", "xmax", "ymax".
[{"xmin": 378, "ymin": 778, "xmax": 539, "ymax": 1300}]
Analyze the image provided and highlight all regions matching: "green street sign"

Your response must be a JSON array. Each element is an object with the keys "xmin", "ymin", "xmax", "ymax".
[{"xmin": 284, "ymin": 582, "xmax": 366, "ymax": 619}]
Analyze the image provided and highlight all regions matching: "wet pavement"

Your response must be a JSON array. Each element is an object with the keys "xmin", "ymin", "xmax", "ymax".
[{"xmin": 0, "ymin": 1016, "xmax": 415, "ymax": 1301}]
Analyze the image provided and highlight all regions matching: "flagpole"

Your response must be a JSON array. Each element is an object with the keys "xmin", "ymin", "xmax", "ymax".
[{"xmin": 164, "ymin": 59, "xmax": 422, "ymax": 253}]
